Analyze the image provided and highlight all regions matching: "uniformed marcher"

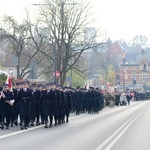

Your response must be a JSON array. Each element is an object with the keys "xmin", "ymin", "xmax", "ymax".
[
  {"xmin": 115, "ymin": 91, "xmax": 121, "ymax": 106},
  {"xmin": 11, "ymin": 82, "xmax": 21, "ymax": 126},
  {"xmin": 94, "ymin": 88, "xmax": 101, "ymax": 113},
  {"xmin": 56, "ymin": 85, "xmax": 63, "ymax": 125},
  {"xmin": 64, "ymin": 87, "xmax": 72, "ymax": 123},
  {"xmin": 0, "ymin": 83, "xmax": 15, "ymax": 129},
  {"xmin": 34, "ymin": 84, "xmax": 43, "ymax": 125},
  {"xmin": 51, "ymin": 83, "xmax": 58, "ymax": 126},
  {"xmin": 86, "ymin": 87, "xmax": 94, "ymax": 114},
  {"xmin": 30, "ymin": 83, "xmax": 41, "ymax": 126},
  {"xmin": 42, "ymin": 83, "xmax": 56, "ymax": 128},
  {"xmin": 0, "ymin": 86, "xmax": 3, "ymax": 127},
  {"xmin": 18, "ymin": 81, "xmax": 33, "ymax": 130},
  {"xmin": 74, "ymin": 87, "xmax": 82, "ymax": 115}
]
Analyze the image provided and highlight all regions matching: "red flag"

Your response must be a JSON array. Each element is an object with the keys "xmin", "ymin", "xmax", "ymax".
[
  {"xmin": 5, "ymin": 75, "xmax": 13, "ymax": 90},
  {"xmin": 107, "ymin": 82, "xmax": 110, "ymax": 87}
]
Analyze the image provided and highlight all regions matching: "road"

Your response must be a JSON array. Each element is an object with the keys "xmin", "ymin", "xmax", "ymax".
[{"xmin": 0, "ymin": 100, "xmax": 150, "ymax": 150}]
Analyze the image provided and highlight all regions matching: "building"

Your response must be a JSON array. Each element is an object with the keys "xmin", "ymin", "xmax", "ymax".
[
  {"xmin": 84, "ymin": 27, "xmax": 97, "ymax": 44},
  {"xmin": 108, "ymin": 42, "xmax": 125, "ymax": 67},
  {"xmin": 119, "ymin": 49, "xmax": 150, "ymax": 90}
]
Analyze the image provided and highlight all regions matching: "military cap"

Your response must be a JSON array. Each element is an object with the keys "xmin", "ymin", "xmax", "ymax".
[
  {"xmin": 3, "ymin": 83, "xmax": 9, "ymax": 87},
  {"xmin": 37, "ymin": 83, "xmax": 42, "ymax": 87},
  {"xmin": 31, "ymin": 84, "xmax": 37, "ymax": 87},
  {"xmin": 76, "ymin": 86, "xmax": 80, "ymax": 89},
  {"xmin": 45, "ymin": 82, "xmax": 51, "ymax": 86},
  {"xmin": 42, "ymin": 85, "xmax": 46, "ymax": 89},
  {"xmin": 16, "ymin": 82, "xmax": 21, "ymax": 86},
  {"xmin": 22, "ymin": 81, "xmax": 29, "ymax": 85}
]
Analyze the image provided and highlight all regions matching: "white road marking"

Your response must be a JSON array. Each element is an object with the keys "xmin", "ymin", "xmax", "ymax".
[
  {"xmin": 95, "ymin": 105, "xmax": 149, "ymax": 150},
  {"xmin": 0, "ymin": 114, "xmax": 87, "ymax": 139}
]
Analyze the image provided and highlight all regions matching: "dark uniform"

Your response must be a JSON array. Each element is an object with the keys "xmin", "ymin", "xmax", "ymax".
[
  {"xmin": 86, "ymin": 88, "xmax": 94, "ymax": 114},
  {"xmin": 115, "ymin": 92, "xmax": 121, "ymax": 106},
  {"xmin": 42, "ymin": 83, "xmax": 56, "ymax": 128},
  {"xmin": 100, "ymin": 90, "xmax": 104, "ymax": 110},
  {"xmin": 74, "ymin": 89, "xmax": 82, "ymax": 115},
  {"xmin": 18, "ymin": 81, "xmax": 33, "ymax": 130},
  {"xmin": 126, "ymin": 93, "xmax": 132, "ymax": 105},
  {"xmin": 65, "ymin": 88, "xmax": 72, "ymax": 123},
  {"xmin": 33, "ymin": 87, "xmax": 41, "ymax": 126},
  {"xmin": 11, "ymin": 83, "xmax": 21, "ymax": 126},
  {"xmin": 0, "ymin": 84, "xmax": 15, "ymax": 129},
  {"xmin": 0, "ymin": 86, "xmax": 3, "ymax": 126},
  {"xmin": 94, "ymin": 89, "xmax": 101, "ymax": 113},
  {"xmin": 56, "ymin": 86, "xmax": 63, "ymax": 125}
]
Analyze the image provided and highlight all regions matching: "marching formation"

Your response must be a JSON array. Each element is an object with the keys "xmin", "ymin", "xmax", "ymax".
[
  {"xmin": 0, "ymin": 81, "xmax": 105, "ymax": 130},
  {"xmin": 1, "ymin": 79, "xmax": 148, "ymax": 130}
]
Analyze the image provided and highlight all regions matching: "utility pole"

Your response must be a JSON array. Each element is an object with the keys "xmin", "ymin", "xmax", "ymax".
[{"xmin": 32, "ymin": 1, "xmax": 78, "ymax": 84}]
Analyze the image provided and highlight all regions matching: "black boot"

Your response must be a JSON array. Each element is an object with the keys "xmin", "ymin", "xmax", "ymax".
[
  {"xmin": 36, "ymin": 122, "xmax": 40, "ymax": 126},
  {"xmin": 1, "ymin": 123, "xmax": 4, "ymax": 129},
  {"xmin": 49, "ymin": 123, "xmax": 53, "ymax": 128},
  {"xmin": 30, "ymin": 121, "xmax": 34, "ymax": 126},
  {"xmin": 14, "ymin": 120, "xmax": 18, "ymax": 126},
  {"xmin": 20, "ymin": 122, "xmax": 24, "ymax": 130},
  {"xmin": 44, "ymin": 122, "xmax": 48, "ymax": 128}
]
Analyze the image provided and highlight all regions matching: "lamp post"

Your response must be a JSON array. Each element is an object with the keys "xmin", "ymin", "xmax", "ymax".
[
  {"xmin": 123, "ymin": 71, "xmax": 126, "ymax": 92},
  {"xmin": 32, "ymin": 2, "xmax": 78, "ymax": 84},
  {"xmin": 31, "ymin": 3, "xmax": 58, "ymax": 83},
  {"xmin": 132, "ymin": 66, "xmax": 135, "ymax": 90}
]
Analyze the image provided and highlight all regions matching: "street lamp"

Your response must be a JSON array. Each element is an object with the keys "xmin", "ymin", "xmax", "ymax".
[
  {"xmin": 31, "ymin": 3, "xmax": 58, "ymax": 83},
  {"xmin": 31, "ymin": 2, "xmax": 78, "ymax": 82},
  {"xmin": 123, "ymin": 71, "xmax": 126, "ymax": 92}
]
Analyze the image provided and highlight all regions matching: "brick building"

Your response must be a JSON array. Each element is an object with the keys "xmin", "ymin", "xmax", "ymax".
[{"xmin": 119, "ymin": 49, "xmax": 150, "ymax": 90}]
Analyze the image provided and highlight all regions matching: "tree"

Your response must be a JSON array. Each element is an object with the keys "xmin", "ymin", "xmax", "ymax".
[
  {"xmin": 0, "ymin": 74, "xmax": 7, "ymax": 86},
  {"xmin": 1, "ymin": 16, "xmax": 40, "ymax": 79},
  {"xmin": 29, "ymin": 0, "xmax": 104, "ymax": 85},
  {"xmin": 132, "ymin": 35, "xmax": 147, "ymax": 48},
  {"xmin": 107, "ymin": 65, "xmax": 115, "ymax": 86}
]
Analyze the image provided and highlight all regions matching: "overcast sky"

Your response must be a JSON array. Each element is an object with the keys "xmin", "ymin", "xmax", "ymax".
[{"xmin": 0, "ymin": 0, "xmax": 150, "ymax": 43}]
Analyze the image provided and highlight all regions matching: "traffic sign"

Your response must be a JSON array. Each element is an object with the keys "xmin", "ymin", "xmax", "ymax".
[{"xmin": 53, "ymin": 71, "xmax": 60, "ymax": 78}]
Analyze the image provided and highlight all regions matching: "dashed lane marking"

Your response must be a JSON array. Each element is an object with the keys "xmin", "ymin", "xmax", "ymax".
[{"xmin": 95, "ymin": 104, "xmax": 149, "ymax": 150}]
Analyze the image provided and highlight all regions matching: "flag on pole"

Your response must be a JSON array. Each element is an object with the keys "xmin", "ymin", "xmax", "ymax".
[
  {"xmin": 5, "ymin": 75, "xmax": 13, "ymax": 90},
  {"xmin": 107, "ymin": 82, "xmax": 110, "ymax": 87}
]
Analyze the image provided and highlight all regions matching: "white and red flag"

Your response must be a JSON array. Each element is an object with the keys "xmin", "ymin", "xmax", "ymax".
[
  {"xmin": 107, "ymin": 82, "xmax": 110, "ymax": 87},
  {"xmin": 5, "ymin": 75, "xmax": 13, "ymax": 90}
]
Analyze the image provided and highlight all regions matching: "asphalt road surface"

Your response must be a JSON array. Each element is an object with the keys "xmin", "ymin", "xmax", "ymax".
[{"xmin": 0, "ymin": 100, "xmax": 150, "ymax": 150}]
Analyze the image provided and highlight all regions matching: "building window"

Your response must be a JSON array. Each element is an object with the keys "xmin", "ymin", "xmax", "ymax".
[
  {"xmin": 140, "ymin": 74, "xmax": 149, "ymax": 82},
  {"xmin": 142, "ymin": 64, "xmax": 147, "ymax": 71},
  {"xmin": 119, "ymin": 54, "xmax": 122, "ymax": 59},
  {"xmin": 131, "ymin": 75, "xmax": 136, "ymax": 80}
]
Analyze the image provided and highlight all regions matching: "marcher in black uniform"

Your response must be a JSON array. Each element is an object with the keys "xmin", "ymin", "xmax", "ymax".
[
  {"xmin": 33, "ymin": 84, "xmax": 43, "ymax": 126},
  {"xmin": 81, "ymin": 88, "xmax": 86, "ymax": 113},
  {"xmin": 0, "ymin": 83, "xmax": 15, "ymax": 129},
  {"xmin": 0, "ymin": 86, "xmax": 3, "ymax": 127},
  {"xmin": 99, "ymin": 90, "xmax": 104, "ymax": 110},
  {"xmin": 42, "ymin": 83, "xmax": 56, "ymax": 128},
  {"xmin": 64, "ymin": 87, "xmax": 72, "ymax": 123},
  {"xmin": 126, "ymin": 92, "xmax": 132, "ymax": 105},
  {"xmin": 86, "ymin": 87, "xmax": 94, "ymax": 114},
  {"xmin": 38, "ymin": 84, "xmax": 45, "ymax": 124},
  {"xmin": 59, "ymin": 87, "xmax": 66, "ymax": 124},
  {"xmin": 18, "ymin": 81, "xmax": 33, "ymax": 130},
  {"xmin": 51, "ymin": 83, "xmax": 58, "ymax": 126},
  {"xmin": 11, "ymin": 82, "xmax": 21, "ymax": 126},
  {"xmin": 74, "ymin": 87, "xmax": 82, "ymax": 115},
  {"xmin": 56, "ymin": 85, "xmax": 63, "ymax": 125},
  {"xmin": 94, "ymin": 88, "xmax": 101, "ymax": 113}
]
